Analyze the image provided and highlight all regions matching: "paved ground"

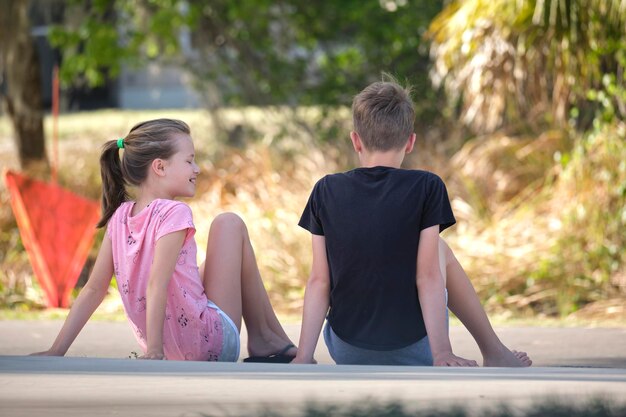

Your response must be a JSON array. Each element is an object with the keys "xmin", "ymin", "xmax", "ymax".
[
  {"xmin": 1, "ymin": 320, "xmax": 625, "ymax": 416},
  {"xmin": 2, "ymin": 320, "xmax": 626, "ymax": 367}
]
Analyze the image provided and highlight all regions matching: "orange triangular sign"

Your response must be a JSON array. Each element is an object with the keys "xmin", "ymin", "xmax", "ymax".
[{"xmin": 4, "ymin": 170, "xmax": 100, "ymax": 308}]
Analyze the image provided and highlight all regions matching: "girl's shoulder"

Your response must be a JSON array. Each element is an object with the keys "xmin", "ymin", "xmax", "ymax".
[
  {"xmin": 151, "ymin": 199, "xmax": 194, "ymax": 220},
  {"xmin": 110, "ymin": 201, "xmax": 134, "ymax": 221},
  {"xmin": 106, "ymin": 201, "xmax": 134, "ymax": 237},
  {"xmin": 108, "ymin": 200, "xmax": 193, "ymax": 228}
]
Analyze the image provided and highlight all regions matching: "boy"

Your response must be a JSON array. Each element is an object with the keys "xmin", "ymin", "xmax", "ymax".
[{"xmin": 292, "ymin": 79, "xmax": 531, "ymax": 366}]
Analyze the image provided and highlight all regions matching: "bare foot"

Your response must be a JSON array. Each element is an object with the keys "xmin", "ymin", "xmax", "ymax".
[
  {"xmin": 513, "ymin": 350, "xmax": 532, "ymax": 367},
  {"xmin": 483, "ymin": 346, "xmax": 532, "ymax": 367}
]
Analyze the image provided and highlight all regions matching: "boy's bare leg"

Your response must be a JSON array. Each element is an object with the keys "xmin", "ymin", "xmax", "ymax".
[
  {"xmin": 200, "ymin": 213, "xmax": 296, "ymax": 357},
  {"xmin": 439, "ymin": 238, "xmax": 532, "ymax": 367}
]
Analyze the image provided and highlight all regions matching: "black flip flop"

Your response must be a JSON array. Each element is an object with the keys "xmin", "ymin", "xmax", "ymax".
[{"xmin": 243, "ymin": 343, "xmax": 296, "ymax": 363}]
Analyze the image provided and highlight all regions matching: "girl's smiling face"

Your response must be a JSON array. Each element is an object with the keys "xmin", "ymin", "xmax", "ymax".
[{"xmin": 162, "ymin": 133, "xmax": 200, "ymax": 199}]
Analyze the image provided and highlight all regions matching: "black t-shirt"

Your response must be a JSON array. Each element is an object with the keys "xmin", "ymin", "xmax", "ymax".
[{"xmin": 298, "ymin": 166, "xmax": 456, "ymax": 350}]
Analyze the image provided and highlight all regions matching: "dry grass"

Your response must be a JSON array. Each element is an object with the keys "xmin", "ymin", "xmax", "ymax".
[
  {"xmin": 1, "ymin": 110, "xmax": 624, "ymax": 322},
  {"xmin": 445, "ymin": 122, "xmax": 626, "ymax": 319}
]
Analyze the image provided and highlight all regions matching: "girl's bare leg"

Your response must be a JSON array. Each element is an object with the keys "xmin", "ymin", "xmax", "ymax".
[
  {"xmin": 439, "ymin": 238, "xmax": 532, "ymax": 367},
  {"xmin": 200, "ymin": 213, "xmax": 296, "ymax": 357}
]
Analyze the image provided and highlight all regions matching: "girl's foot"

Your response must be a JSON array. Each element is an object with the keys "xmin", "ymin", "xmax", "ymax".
[
  {"xmin": 247, "ymin": 337, "xmax": 297, "ymax": 359},
  {"xmin": 243, "ymin": 343, "xmax": 297, "ymax": 363}
]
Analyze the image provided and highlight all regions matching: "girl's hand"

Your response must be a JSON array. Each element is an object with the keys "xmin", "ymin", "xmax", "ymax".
[{"xmin": 139, "ymin": 351, "xmax": 165, "ymax": 360}]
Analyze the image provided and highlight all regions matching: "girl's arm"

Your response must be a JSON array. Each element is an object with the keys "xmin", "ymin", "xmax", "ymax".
[
  {"xmin": 143, "ymin": 229, "xmax": 186, "ymax": 360},
  {"xmin": 292, "ymin": 235, "xmax": 330, "ymax": 364},
  {"xmin": 417, "ymin": 225, "xmax": 478, "ymax": 366},
  {"xmin": 31, "ymin": 235, "xmax": 114, "ymax": 356}
]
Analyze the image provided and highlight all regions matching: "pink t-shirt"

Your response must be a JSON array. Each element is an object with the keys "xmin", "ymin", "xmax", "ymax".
[{"xmin": 107, "ymin": 199, "xmax": 223, "ymax": 361}]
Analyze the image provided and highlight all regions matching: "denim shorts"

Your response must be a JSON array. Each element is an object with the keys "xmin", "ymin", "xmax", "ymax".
[{"xmin": 207, "ymin": 300, "xmax": 240, "ymax": 362}]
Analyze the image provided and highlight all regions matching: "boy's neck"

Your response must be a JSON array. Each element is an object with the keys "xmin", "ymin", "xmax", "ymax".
[{"xmin": 358, "ymin": 150, "xmax": 405, "ymax": 169}]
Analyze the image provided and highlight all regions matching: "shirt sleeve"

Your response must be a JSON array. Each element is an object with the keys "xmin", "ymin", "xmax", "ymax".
[
  {"xmin": 155, "ymin": 202, "xmax": 196, "ymax": 243},
  {"xmin": 420, "ymin": 174, "xmax": 456, "ymax": 233},
  {"xmin": 298, "ymin": 178, "xmax": 325, "ymax": 236}
]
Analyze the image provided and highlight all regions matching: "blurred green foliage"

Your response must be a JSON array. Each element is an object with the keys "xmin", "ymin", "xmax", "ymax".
[
  {"xmin": 49, "ymin": 0, "xmax": 446, "ymax": 125},
  {"xmin": 2, "ymin": 0, "xmax": 625, "ymax": 319}
]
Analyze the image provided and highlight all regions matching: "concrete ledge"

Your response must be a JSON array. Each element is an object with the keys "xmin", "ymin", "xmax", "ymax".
[
  {"xmin": 1, "ymin": 355, "xmax": 625, "ymax": 417},
  {"xmin": 2, "ymin": 355, "xmax": 626, "ymax": 378}
]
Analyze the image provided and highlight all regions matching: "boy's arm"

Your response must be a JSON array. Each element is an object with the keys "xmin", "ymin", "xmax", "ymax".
[
  {"xmin": 417, "ymin": 226, "xmax": 478, "ymax": 366},
  {"xmin": 30, "ymin": 235, "xmax": 114, "ymax": 356},
  {"xmin": 292, "ymin": 235, "xmax": 330, "ymax": 364},
  {"xmin": 143, "ymin": 229, "xmax": 187, "ymax": 360}
]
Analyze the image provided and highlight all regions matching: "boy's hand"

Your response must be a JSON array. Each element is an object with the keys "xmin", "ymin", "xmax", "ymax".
[
  {"xmin": 139, "ymin": 351, "xmax": 165, "ymax": 360},
  {"xmin": 290, "ymin": 355, "xmax": 317, "ymax": 364},
  {"xmin": 433, "ymin": 352, "xmax": 478, "ymax": 367}
]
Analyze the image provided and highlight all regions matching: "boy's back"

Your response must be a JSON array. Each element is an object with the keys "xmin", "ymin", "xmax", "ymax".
[{"xmin": 299, "ymin": 166, "xmax": 455, "ymax": 350}]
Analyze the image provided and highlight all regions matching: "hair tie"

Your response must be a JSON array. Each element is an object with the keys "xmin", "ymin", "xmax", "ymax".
[{"xmin": 117, "ymin": 138, "xmax": 125, "ymax": 149}]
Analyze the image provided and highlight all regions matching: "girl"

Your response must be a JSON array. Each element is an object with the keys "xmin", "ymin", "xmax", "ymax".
[{"xmin": 33, "ymin": 119, "xmax": 297, "ymax": 361}]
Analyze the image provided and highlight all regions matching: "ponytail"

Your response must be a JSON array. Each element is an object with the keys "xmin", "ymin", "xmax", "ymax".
[{"xmin": 97, "ymin": 139, "xmax": 129, "ymax": 228}]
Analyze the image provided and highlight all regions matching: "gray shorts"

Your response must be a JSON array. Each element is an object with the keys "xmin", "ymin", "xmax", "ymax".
[
  {"xmin": 207, "ymin": 300, "xmax": 240, "ymax": 362},
  {"xmin": 323, "ymin": 322, "xmax": 433, "ymax": 366}
]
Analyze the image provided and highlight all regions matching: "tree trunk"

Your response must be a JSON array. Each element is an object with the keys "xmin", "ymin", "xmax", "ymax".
[{"xmin": 0, "ymin": 0, "xmax": 48, "ymax": 175}]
